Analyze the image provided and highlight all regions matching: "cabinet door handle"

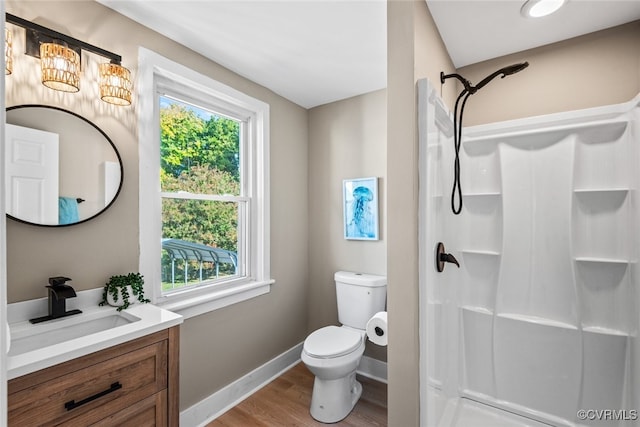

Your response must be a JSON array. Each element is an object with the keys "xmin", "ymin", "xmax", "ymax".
[{"xmin": 64, "ymin": 382, "xmax": 123, "ymax": 411}]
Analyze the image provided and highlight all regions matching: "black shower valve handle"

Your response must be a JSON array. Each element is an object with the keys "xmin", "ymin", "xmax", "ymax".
[
  {"xmin": 436, "ymin": 242, "xmax": 460, "ymax": 272},
  {"xmin": 440, "ymin": 252, "xmax": 460, "ymax": 268}
]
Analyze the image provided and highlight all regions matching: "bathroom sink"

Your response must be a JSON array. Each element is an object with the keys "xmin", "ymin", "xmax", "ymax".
[{"xmin": 9, "ymin": 310, "xmax": 141, "ymax": 357}]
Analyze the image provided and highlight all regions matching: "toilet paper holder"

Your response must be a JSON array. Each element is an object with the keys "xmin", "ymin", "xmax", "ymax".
[{"xmin": 366, "ymin": 311, "xmax": 388, "ymax": 346}]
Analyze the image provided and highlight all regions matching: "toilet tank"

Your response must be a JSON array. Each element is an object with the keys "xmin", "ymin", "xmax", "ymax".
[{"xmin": 335, "ymin": 271, "xmax": 387, "ymax": 330}]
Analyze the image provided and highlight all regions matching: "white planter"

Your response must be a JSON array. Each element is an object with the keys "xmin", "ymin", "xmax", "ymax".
[{"xmin": 106, "ymin": 285, "xmax": 136, "ymax": 308}]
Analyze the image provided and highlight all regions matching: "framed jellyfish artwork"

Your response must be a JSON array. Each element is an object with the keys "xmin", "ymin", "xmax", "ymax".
[{"xmin": 343, "ymin": 177, "xmax": 379, "ymax": 240}]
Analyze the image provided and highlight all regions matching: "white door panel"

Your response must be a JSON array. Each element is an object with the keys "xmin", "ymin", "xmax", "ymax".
[{"xmin": 5, "ymin": 123, "xmax": 59, "ymax": 224}]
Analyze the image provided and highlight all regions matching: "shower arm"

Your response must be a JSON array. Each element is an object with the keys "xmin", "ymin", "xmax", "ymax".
[
  {"xmin": 440, "ymin": 70, "xmax": 503, "ymax": 96},
  {"xmin": 440, "ymin": 72, "xmax": 474, "ymax": 94}
]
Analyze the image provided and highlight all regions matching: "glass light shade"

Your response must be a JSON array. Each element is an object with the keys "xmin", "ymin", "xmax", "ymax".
[
  {"xmin": 521, "ymin": 0, "xmax": 566, "ymax": 18},
  {"xmin": 5, "ymin": 28, "xmax": 13, "ymax": 75},
  {"xmin": 99, "ymin": 63, "xmax": 132, "ymax": 106},
  {"xmin": 40, "ymin": 42, "xmax": 80, "ymax": 92}
]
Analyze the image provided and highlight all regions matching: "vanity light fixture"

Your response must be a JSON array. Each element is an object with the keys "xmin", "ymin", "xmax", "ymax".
[
  {"xmin": 99, "ymin": 62, "xmax": 132, "ymax": 106},
  {"xmin": 40, "ymin": 42, "xmax": 80, "ymax": 92},
  {"xmin": 5, "ymin": 27, "xmax": 12, "ymax": 75},
  {"xmin": 5, "ymin": 13, "xmax": 133, "ymax": 106},
  {"xmin": 521, "ymin": 0, "xmax": 566, "ymax": 18}
]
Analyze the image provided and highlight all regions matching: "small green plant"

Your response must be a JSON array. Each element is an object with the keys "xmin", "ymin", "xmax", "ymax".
[{"xmin": 99, "ymin": 273, "xmax": 150, "ymax": 312}]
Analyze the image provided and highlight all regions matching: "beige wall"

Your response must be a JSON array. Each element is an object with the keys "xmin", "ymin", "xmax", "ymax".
[
  {"xmin": 308, "ymin": 89, "xmax": 387, "ymax": 362},
  {"xmin": 458, "ymin": 21, "xmax": 640, "ymax": 126},
  {"xmin": 5, "ymin": 0, "xmax": 309, "ymax": 411},
  {"xmin": 386, "ymin": 1, "xmax": 456, "ymax": 425}
]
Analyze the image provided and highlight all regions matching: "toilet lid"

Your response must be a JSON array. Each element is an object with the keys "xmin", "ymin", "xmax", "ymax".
[{"xmin": 304, "ymin": 326, "xmax": 363, "ymax": 358}]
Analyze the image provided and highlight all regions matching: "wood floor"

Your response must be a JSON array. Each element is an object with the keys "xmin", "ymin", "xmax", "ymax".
[{"xmin": 207, "ymin": 362, "xmax": 387, "ymax": 426}]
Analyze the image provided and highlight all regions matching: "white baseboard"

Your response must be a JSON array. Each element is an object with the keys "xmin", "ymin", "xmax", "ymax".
[
  {"xmin": 180, "ymin": 342, "xmax": 388, "ymax": 426},
  {"xmin": 180, "ymin": 342, "xmax": 303, "ymax": 427},
  {"xmin": 358, "ymin": 354, "xmax": 388, "ymax": 384}
]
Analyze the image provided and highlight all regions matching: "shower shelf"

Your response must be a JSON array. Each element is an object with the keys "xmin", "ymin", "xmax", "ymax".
[
  {"xmin": 496, "ymin": 313, "xmax": 577, "ymax": 330},
  {"xmin": 574, "ymin": 257, "xmax": 629, "ymax": 264},
  {"xmin": 461, "ymin": 250, "xmax": 500, "ymax": 257},
  {"xmin": 460, "ymin": 305, "xmax": 493, "ymax": 315},
  {"xmin": 575, "ymin": 258, "xmax": 629, "ymax": 299},
  {"xmin": 462, "ymin": 193, "xmax": 502, "ymax": 214},
  {"xmin": 574, "ymin": 188, "xmax": 629, "ymax": 211},
  {"xmin": 462, "ymin": 192, "xmax": 501, "ymax": 197},
  {"xmin": 582, "ymin": 325, "xmax": 628, "ymax": 337},
  {"xmin": 574, "ymin": 188, "xmax": 629, "ymax": 196}
]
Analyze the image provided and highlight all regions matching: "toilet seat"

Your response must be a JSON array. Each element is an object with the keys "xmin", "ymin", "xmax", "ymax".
[{"xmin": 304, "ymin": 326, "xmax": 363, "ymax": 359}]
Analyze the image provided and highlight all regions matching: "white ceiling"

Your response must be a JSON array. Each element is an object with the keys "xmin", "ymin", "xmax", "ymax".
[
  {"xmin": 98, "ymin": 0, "xmax": 387, "ymax": 109},
  {"xmin": 99, "ymin": 0, "xmax": 640, "ymax": 109},
  {"xmin": 427, "ymin": 0, "xmax": 640, "ymax": 68}
]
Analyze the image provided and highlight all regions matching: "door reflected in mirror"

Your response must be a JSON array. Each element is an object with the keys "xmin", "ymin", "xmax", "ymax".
[{"xmin": 5, "ymin": 105, "xmax": 123, "ymax": 226}]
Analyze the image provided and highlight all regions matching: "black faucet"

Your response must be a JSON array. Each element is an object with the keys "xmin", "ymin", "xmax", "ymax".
[{"xmin": 29, "ymin": 277, "xmax": 83, "ymax": 324}]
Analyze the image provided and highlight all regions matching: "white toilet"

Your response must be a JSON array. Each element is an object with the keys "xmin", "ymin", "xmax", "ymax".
[{"xmin": 301, "ymin": 271, "xmax": 387, "ymax": 423}]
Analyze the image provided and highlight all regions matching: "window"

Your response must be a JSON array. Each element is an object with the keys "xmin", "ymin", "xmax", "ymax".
[
  {"xmin": 159, "ymin": 95, "xmax": 244, "ymax": 292},
  {"xmin": 138, "ymin": 48, "xmax": 272, "ymax": 318}
]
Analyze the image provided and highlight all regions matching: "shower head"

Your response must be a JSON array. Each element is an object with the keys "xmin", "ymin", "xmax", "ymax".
[
  {"xmin": 472, "ymin": 62, "xmax": 529, "ymax": 93},
  {"xmin": 502, "ymin": 62, "xmax": 530, "ymax": 75},
  {"xmin": 439, "ymin": 60, "xmax": 529, "ymax": 215}
]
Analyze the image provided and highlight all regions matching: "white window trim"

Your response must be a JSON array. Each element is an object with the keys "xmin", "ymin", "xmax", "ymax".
[{"xmin": 138, "ymin": 47, "xmax": 272, "ymax": 319}]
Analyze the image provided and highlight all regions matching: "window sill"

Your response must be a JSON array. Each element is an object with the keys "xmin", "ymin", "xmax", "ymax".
[{"xmin": 156, "ymin": 279, "xmax": 274, "ymax": 320}]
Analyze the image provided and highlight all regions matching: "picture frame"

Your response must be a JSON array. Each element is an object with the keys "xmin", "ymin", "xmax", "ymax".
[{"xmin": 343, "ymin": 177, "xmax": 379, "ymax": 240}]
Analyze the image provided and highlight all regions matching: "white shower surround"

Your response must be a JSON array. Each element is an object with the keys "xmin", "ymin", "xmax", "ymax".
[{"xmin": 418, "ymin": 79, "xmax": 640, "ymax": 427}]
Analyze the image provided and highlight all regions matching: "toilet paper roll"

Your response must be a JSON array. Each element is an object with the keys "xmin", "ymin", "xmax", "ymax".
[{"xmin": 366, "ymin": 311, "xmax": 388, "ymax": 346}]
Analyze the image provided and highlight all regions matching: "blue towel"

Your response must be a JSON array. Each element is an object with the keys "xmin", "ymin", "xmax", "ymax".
[{"xmin": 58, "ymin": 197, "xmax": 79, "ymax": 225}]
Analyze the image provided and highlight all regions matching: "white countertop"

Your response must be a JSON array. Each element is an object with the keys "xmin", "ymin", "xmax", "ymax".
[{"xmin": 7, "ymin": 290, "xmax": 183, "ymax": 380}]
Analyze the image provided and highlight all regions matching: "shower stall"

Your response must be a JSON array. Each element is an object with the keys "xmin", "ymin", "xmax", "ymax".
[{"xmin": 418, "ymin": 79, "xmax": 640, "ymax": 427}]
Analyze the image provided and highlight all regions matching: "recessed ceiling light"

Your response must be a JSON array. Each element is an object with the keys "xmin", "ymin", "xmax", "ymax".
[{"xmin": 521, "ymin": 0, "xmax": 566, "ymax": 18}]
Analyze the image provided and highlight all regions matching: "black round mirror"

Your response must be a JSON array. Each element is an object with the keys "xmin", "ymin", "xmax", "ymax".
[{"xmin": 5, "ymin": 105, "xmax": 123, "ymax": 227}]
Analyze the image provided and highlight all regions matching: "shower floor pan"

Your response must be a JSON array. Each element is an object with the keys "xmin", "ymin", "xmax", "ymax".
[{"xmin": 436, "ymin": 397, "xmax": 560, "ymax": 427}]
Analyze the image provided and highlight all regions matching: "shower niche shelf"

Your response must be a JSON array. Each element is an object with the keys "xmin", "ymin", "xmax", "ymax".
[
  {"xmin": 460, "ymin": 305, "xmax": 493, "ymax": 315},
  {"xmin": 496, "ymin": 312, "xmax": 578, "ymax": 330},
  {"xmin": 574, "ymin": 256, "xmax": 629, "ymax": 265},
  {"xmin": 462, "ymin": 192, "xmax": 502, "ymax": 203},
  {"xmin": 575, "ymin": 258, "xmax": 630, "ymax": 335},
  {"xmin": 574, "ymin": 257, "xmax": 629, "ymax": 292},
  {"xmin": 462, "ymin": 192, "xmax": 501, "ymax": 197},
  {"xmin": 582, "ymin": 325, "xmax": 628, "ymax": 336},
  {"xmin": 461, "ymin": 249, "xmax": 501, "ymax": 257},
  {"xmin": 462, "ymin": 193, "xmax": 502, "ymax": 215},
  {"xmin": 573, "ymin": 188, "xmax": 629, "ymax": 194},
  {"xmin": 574, "ymin": 257, "xmax": 629, "ymax": 286},
  {"xmin": 574, "ymin": 188, "xmax": 629, "ymax": 207},
  {"xmin": 573, "ymin": 188, "xmax": 630, "ymax": 239}
]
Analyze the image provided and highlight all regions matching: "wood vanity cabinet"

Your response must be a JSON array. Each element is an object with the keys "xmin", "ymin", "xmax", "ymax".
[{"xmin": 8, "ymin": 326, "xmax": 180, "ymax": 426}]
